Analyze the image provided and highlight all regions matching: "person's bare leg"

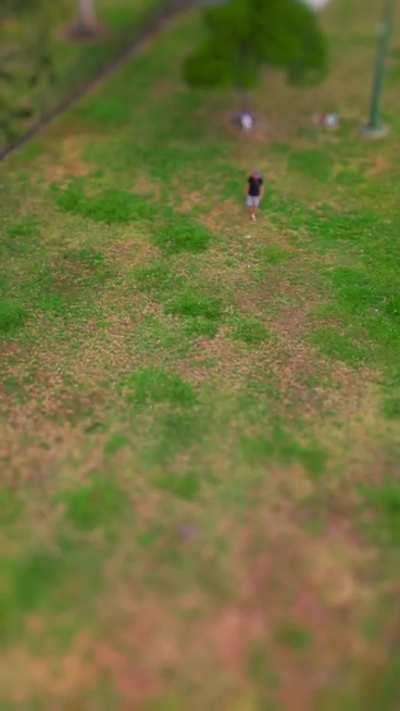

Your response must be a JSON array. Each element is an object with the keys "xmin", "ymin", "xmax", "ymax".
[{"xmin": 251, "ymin": 205, "xmax": 257, "ymax": 221}]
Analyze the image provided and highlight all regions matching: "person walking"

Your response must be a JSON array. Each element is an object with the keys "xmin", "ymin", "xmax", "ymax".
[{"xmin": 246, "ymin": 170, "xmax": 264, "ymax": 221}]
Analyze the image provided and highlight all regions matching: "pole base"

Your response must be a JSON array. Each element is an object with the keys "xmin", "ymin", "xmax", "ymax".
[{"xmin": 361, "ymin": 123, "xmax": 389, "ymax": 138}]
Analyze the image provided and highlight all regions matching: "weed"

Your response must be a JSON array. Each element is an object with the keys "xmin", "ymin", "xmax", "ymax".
[{"xmin": 122, "ymin": 367, "xmax": 196, "ymax": 407}]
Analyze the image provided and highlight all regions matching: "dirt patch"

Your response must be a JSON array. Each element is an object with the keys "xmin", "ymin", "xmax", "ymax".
[{"xmin": 43, "ymin": 135, "xmax": 89, "ymax": 183}]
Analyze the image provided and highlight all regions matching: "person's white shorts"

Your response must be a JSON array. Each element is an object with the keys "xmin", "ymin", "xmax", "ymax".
[{"xmin": 246, "ymin": 195, "xmax": 261, "ymax": 208}]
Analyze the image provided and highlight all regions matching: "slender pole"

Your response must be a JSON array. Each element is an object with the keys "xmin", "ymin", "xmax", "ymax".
[{"xmin": 367, "ymin": 0, "xmax": 396, "ymax": 131}]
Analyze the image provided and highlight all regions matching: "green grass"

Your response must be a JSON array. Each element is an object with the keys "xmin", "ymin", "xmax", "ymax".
[
  {"xmin": 77, "ymin": 95, "xmax": 134, "ymax": 126},
  {"xmin": 0, "ymin": 489, "xmax": 22, "ymax": 526},
  {"xmin": 276, "ymin": 622, "xmax": 313, "ymax": 650},
  {"xmin": 311, "ymin": 328, "xmax": 367, "ymax": 366},
  {"xmin": 104, "ymin": 433, "xmax": 129, "ymax": 456},
  {"xmin": 165, "ymin": 290, "xmax": 222, "ymax": 320},
  {"xmin": 13, "ymin": 550, "xmax": 68, "ymax": 612},
  {"xmin": 382, "ymin": 398, "xmax": 400, "ymax": 420},
  {"xmin": 153, "ymin": 213, "xmax": 213, "ymax": 254},
  {"xmin": 134, "ymin": 261, "xmax": 178, "ymax": 295},
  {"xmin": 257, "ymin": 244, "xmax": 292, "ymax": 266},
  {"xmin": 153, "ymin": 471, "xmax": 200, "ymax": 500},
  {"xmin": 55, "ymin": 180, "xmax": 152, "ymax": 223},
  {"xmin": 240, "ymin": 426, "xmax": 327, "ymax": 478},
  {"xmin": 0, "ymin": 299, "xmax": 28, "ymax": 335},
  {"xmin": 60, "ymin": 478, "xmax": 127, "ymax": 532},
  {"xmin": 231, "ymin": 316, "xmax": 271, "ymax": 346},
  {"xmin": 122, "ymin": 367, "xmax": 197, "ymax": 407},
  {"xmin": 1, "ymin": 0, "xmax": 400, "ymax": 705},
  {"xmin": 6, "ymin": 216, "xmax": 40, "ymax": 239},
  {"xmin": 363, "ymin": 482, "xmax": 400, "ymax": 546},
  {"xmin": 289, "ymin": 149, "xmax": 333, "ymax": 182}
]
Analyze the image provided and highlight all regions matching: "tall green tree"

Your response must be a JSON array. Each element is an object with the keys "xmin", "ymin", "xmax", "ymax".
[{"xmin": 185, "ymin": 0, "xmax": 328, "ymax": 91}]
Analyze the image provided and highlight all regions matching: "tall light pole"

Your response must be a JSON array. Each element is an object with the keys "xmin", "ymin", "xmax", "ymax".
[{"xmin": 364, "ymin": 0, "xmax": 396, "ymax": 135}]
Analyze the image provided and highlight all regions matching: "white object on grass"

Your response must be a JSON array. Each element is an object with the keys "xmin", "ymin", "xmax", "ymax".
[{"xmin": 240, "ymin": 112, "xmax": 254, "ymax": 132}]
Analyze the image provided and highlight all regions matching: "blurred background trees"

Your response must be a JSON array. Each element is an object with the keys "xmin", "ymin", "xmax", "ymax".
[
  {"xmin": 0, "ymin": 0, "xmax": 56, "ymax": 144},
  {"xmin": 0, "ymin": 0, "xmax": 167, "ymax": 154},
  {"xmin": 185, "ymin": 0, "xmax": 328, "ymax": 97}
]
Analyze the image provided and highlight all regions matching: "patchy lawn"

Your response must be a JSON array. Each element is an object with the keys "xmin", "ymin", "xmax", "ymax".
[{"xmin": 0, "ymin": 0, "xmax": 400, "ymax": 707}]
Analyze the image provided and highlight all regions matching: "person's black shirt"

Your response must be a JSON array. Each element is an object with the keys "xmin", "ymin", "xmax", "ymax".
[{"xmin": 248, "ymin": 176, "xmax": 263, "ymax": 196}]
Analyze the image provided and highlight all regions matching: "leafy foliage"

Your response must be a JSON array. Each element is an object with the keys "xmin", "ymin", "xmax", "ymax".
[
  {"xmin": 0, "ymin": 0, "xmax": 56, "ymax": 146},
  {"xmin": 185, "ymin": 0, "xmax": 328, "ymax": 90}
]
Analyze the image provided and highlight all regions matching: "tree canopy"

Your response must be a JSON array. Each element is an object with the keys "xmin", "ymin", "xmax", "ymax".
[{"xmin": 184, "ymin": 0, "xmax": 329, "ymax": 90}]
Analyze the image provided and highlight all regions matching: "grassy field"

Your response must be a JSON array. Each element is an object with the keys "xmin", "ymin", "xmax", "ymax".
[{"xmin": 1, "ymin": 0, "xmax": 400, "ymax": 707}]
